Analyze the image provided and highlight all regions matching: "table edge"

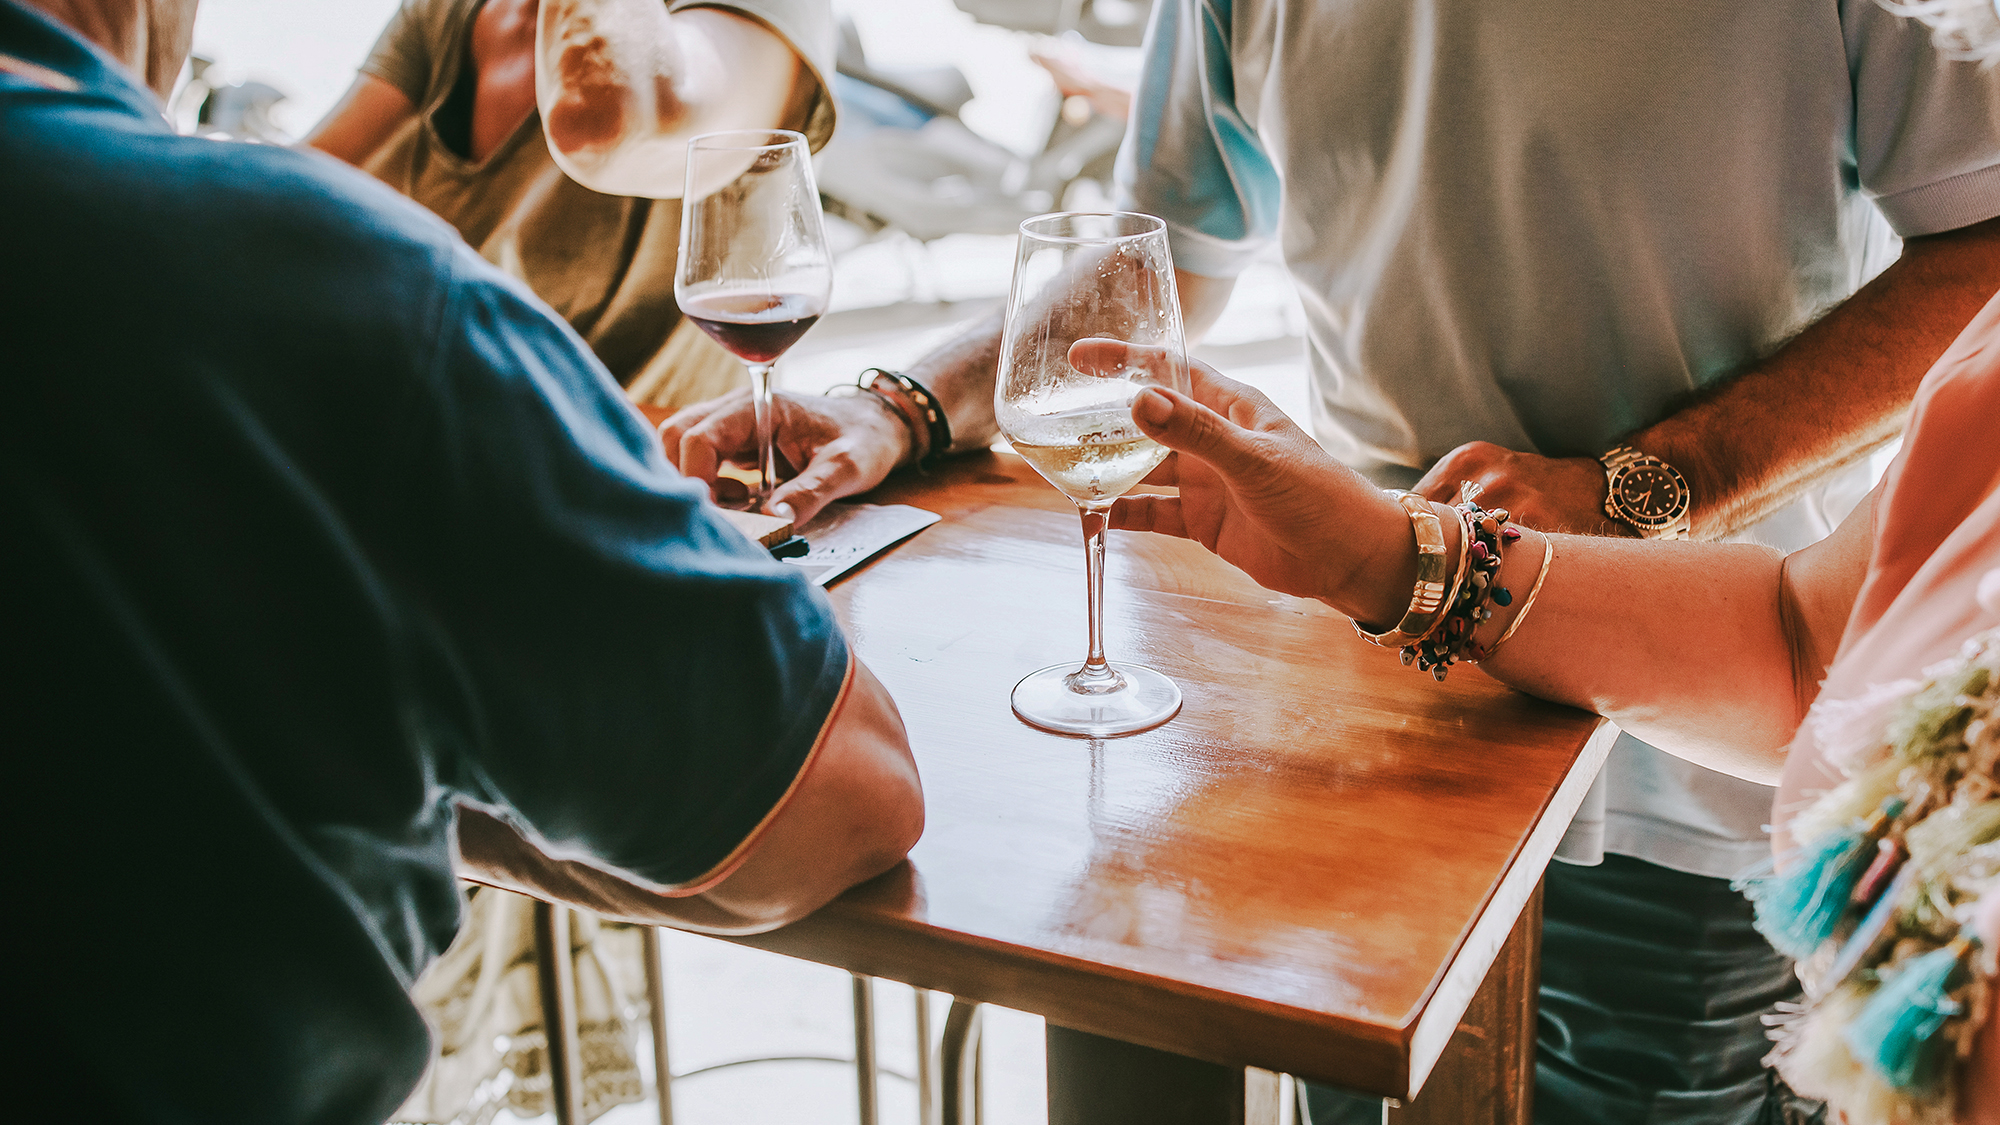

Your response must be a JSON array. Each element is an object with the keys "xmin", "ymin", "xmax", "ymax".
[
  {"xmin": 1401, "ymin": 718, "xmax": 1616, "ymax": 1098},
  {"xmin": 726, "ymin": 895, "xmax": 1419, "ymax": 1087}
]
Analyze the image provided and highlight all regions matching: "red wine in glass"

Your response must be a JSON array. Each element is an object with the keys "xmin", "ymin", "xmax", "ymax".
[
  {"xmin": 676, "ymin": 129, "xmax": 833, "ymax": 510},
  {"xmin": 682, "ymin": 292, "xmax": 823, "ymax": 365}
]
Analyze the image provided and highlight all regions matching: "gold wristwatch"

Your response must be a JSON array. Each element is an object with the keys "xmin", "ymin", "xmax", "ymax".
[{"xmin": 1599, "ymin": 445, "xmax": 1691, "ymax": 540}]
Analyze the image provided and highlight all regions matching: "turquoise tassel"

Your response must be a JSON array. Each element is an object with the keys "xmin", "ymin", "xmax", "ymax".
[
  {"xmin": 1824, "ymin": 862, "xmax": 1918, "ymax": 987},
  {"xmin": 1843, "ymin": 933, "xmax": 1976, "ymax": 1090},
  {"xmin": 1736, "ymin": 799, "xmax": 1903, "ymax": 960},
  {"xmin": 1739, "ymin": 831, "xmax": 1872, "ymax": 958}
]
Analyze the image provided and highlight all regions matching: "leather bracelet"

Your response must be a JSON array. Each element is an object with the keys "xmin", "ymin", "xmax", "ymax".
[
  {"xmin": 861, "ymin": 368, "xmax": 954, "ymax": 471},
  {"xmin": 1353, "ymin": 491, "xmax": 1457, "ymax": 648},
  {"xmin": 828, "ymin": 381, "xmax": 926, "ymax": 468}
]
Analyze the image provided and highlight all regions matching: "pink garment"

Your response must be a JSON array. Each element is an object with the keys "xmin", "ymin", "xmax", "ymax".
[{"xmin": 1777, "ymin": 288, "xmax": 2000, "ymax": 828}]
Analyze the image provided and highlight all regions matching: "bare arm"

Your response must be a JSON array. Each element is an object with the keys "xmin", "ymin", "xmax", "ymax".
[
  {"xmin": 1475, "ymin": 495, "xmax": 1875, "ymax": 780},
  {"xmin": 1103, "ymin": 355, "xmax": 1877, "ymax": 783},
  {"xmin": 661, "ymin": 268, "xmax": 1237, "ymax": 522},
  {"xmin": 304, "ymin": 73, "xmax": 416, "ymax": 165},
  {"xmin": 306, "ymin": 1, "xmax": 813, "ymax": 184},
  {"xmin": 1645, "ymin": 217, "xmax": 2000, "ymax": 536},
  {"xmin": 455, "ymin": 658, "xmax": 922, "ymax": 935},
  {"xmin": 1416, "ymin": 216, "xmax": 2000, "ymax": 537}
]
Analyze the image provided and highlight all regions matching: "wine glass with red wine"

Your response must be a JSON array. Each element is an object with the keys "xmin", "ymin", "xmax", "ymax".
[{"xmin": 675, "ymin": 129, "xmax": 833, "ymax": 510}]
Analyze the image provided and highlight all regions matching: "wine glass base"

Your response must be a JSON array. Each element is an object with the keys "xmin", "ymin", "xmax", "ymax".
[{"xmin": 1010, "ymin": 662, "xmax": 1182, "ymax": 737}]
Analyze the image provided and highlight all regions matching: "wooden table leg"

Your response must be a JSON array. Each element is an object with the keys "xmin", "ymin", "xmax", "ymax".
[
  {"xmin": 1388, "ymin": 879, "xmax": 1542, "ymax": 1125},
  {"xmin": 1046, "ymin": 879, "xmax": 1544, "ymax": 1125}
]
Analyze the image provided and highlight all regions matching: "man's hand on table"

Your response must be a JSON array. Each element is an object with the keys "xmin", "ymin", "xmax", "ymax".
[
  {"xmin": 1413, "ymin": 442, "xmax": 1637, "ymax": 538},
  {"xmin": 659, "ymin": 388, "xmax": 913, "ymax": 523}
]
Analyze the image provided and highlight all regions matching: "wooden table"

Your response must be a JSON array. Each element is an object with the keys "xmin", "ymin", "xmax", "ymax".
[{"xmin": 732, "ymin": 452, "xmax": 1610, "ymax": 1123}]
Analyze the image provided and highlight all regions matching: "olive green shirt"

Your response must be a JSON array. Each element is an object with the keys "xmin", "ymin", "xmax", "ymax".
[{"xmin": 357, "ymin": 0, "xmax": 835, "ymax": 404}]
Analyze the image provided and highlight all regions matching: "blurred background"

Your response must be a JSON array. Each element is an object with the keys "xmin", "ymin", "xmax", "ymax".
[
  {"xmin": 175, "ymin": 3, "xmax": 1308, "ymax": 1122},
  {"xmin": 178, "ymin": 0, "xmax": 1308, "ymax": 416}
]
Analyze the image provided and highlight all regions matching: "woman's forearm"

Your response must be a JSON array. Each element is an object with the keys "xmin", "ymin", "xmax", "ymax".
[
  {"xmin": 1110, "ymin": 359, "xmax": 1878, "ymax": 785},
  {"xmin": 1477, "ymin": 494, "xmax": 1874, "ymax": 782},
  {"xmin": 303, "ymin": 73, "xmax": 415, "ymax": 165},
  {"xmin": 1477, "ymin": 535, "xmax": 1801, "ymax": 782}
]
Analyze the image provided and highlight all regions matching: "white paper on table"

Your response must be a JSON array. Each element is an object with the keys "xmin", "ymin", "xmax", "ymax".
[{"xmin": 783, "ymin": 502, "xmax": 941, "ymax": 587}]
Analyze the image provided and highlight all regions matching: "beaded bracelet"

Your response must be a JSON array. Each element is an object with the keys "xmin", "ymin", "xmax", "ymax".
[
  {"xmin": 1403, "ymin": 483, "xmax": 1520, "ymax": 680},
  {"xmin": 860, "ymin": 368, "xmax": 953, "ymax": 471},
  {"xmin": 1352, "ymin": 491, "xmax": 1458, "ymax": 649}
]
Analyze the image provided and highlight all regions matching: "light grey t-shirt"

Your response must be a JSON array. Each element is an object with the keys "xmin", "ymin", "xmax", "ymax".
[{"xmin": 1116, "ymin": 0, "xmax": 2000, "ymax": 876}]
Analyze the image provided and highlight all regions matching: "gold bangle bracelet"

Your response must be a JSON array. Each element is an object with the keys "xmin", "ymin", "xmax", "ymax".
[
  {"xmin": 1474, "ymin": 534, "xmax": 1555, "ymax": 663},
  {"xmin": 1353, "ymin": 491, "xmax": 1458, "ymax": 648}
]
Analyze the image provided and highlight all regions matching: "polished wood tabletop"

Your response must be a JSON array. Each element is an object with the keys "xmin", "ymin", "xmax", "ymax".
[{"xmin": 727, "ymin": 451, "xmax": 1609, "ymax": 1101}]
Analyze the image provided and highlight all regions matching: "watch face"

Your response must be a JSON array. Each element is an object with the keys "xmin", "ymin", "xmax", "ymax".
[{"xmin": 1613, "ymin": 464, "xmax": 1688, "ymax": 523}]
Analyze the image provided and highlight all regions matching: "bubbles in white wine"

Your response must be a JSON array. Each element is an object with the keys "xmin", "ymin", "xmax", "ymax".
[{"xmin": 1009, "ymin": 405, "xmax": 1168, "ymax": 506}]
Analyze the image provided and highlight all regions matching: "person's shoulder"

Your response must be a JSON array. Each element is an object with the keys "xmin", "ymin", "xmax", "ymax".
[
  {"xmin": 395, "ymin": 0, "xmax": 482, "ymax": 46},
  {"xmin": 362, "ymin": 0, "xmax": 483, "ymax": 102},
  {"xmin": 176, "ymin": 138, "xmax": 461, "ymax": 270},
  {"xmin": 7, "ymin": 89, "xmax": 465, "ymax": 310}
]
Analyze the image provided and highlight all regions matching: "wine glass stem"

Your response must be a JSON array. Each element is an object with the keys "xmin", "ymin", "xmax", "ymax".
[
  {"xmin": 748, "ymin": 362, "xmax": 775, "ymax": 506},
  {"xmin": 1078, "ymin": 504, "xmax": 1114, "ymax": 682}
]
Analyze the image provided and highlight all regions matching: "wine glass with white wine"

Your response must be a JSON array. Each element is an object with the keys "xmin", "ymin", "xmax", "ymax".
[{"xmin": 996, "ymin": 212, "xmax": 1190, "ymax": 737}]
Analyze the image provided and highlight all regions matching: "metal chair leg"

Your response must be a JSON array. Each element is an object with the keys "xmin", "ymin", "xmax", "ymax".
[
  {"xmin": 642, "ymin": 928, "xmax": 675, "ymax": 1125},
  {"xmin": 939, "ymin": 999, "xmax": 983, "ymax": 1125},
  {"xmin": 916, "ymin": 989, "xmax": 937, "ymax": 1125},
  {"xmin": 973, "ymin": 1021, "xmax": 984, "ymax": 1125},
  {"xmin": 853, "ymin": 974, "xmax": 880, "ymax": 1125},
  {"xmin": 533, "ymin": 901, "xmax": 585, "ymax": 1125}
]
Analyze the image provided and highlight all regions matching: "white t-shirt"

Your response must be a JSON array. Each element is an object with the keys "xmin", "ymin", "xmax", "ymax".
[{"xmin": 1116, "ymin": 0, "xmax": 2000, "ymax": 877}]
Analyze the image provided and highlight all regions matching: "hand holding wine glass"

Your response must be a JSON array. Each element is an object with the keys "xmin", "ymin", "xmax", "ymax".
[
  {"xmin": 1098, "ymin": 353, "xmax": 1419, "ymax": 626},
  {"xmin": 675, "ymin": 129, "xmax": 832, "ymax": 511},
  {"xmin": 996, "ymin": 212, "xmax": 1190, "ymax": 737}
]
